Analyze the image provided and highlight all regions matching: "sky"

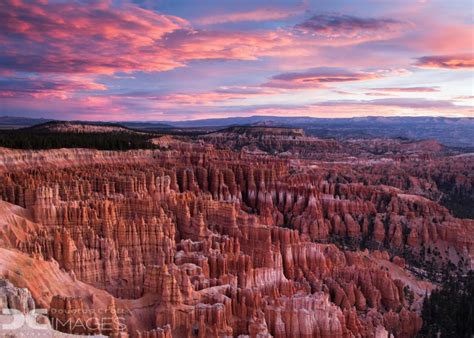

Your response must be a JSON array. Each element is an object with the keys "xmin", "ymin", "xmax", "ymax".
[{"xmin": 0, "ymin": 0, "xmax": 473, "ymax": 121}]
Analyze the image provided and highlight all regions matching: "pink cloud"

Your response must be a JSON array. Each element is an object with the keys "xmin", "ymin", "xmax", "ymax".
[
  {"xmin": 196, "ymin": 5, "xmax": 304, "ymax": 25},
  {"xmin": 294, "ymin": 14, "xmax": 409, "ymax": 46},
  {"xmin": 0, "ymin": 76, "xmax": 106, "ymax": 99},
  {"xmin": 369, "ymin": 86, "xmax": 440, "ymax": 93},
  {"xmin": 128, "ymin": 85, "xmax": 284, "ymax": 106},
  {"xmin": 1, "ymin": 1, "xmax": 471, "ymax": 121},
  {"xmin": 296, "ymin": 14, "xmax": 400, "ymax": 33},
  {"xmin": 242, "ymin": 98, "xmax": 473, "ymax": 118},
  {"xmin": 405, "ymin": 19, "xmax": 473, "ymax": 54},
  {"xmin": 264, "ymin": 67, "xmax": 381, "ymax": 89},
  {"xmin": 154, "ymin": 90, "xmax": 259, "ymax": 105},
  {"xmin": 0, "ymin": 0, "xmax": 302, "ymax": 76},
  {"xmin": 337, "ymin": 98, "xmax": 458, "ymax": 109},
  {"xmin": 364, "ymin": 92, "xmax": 396, "ymax": 97},
  {"xmin": 162, "ymin": 29, "xmax": 297, "ymax": 62},
  {"xmin": 0, "ymin": 1, "xmax": 418, "ymax": 79},
  {"xmin": 453, "ymin": 95, "xmax": 474, "ymax": 100},
  {"xmin": 0, "ymin": 0, "xmax": 189, "ymax": 74},
  {"xmin": 416, "ymin": 54, "xmax": 474, "ymax": 69},
  {"xmin": 131, "ymin": 67, "xmax": 384, "ymax": 106}
]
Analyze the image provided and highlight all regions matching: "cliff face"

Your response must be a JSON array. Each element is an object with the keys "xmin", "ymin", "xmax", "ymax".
[
  {"xmin": 201, "ymin": 127, "xmax": 343, "ymax": 159},
  {"xmin": 0, "ymin": 133, "xmax": 472, "ymax": 337},
  {"xmin": 0, "ymin": 278, "xmax": 35, "ymax": 313}
]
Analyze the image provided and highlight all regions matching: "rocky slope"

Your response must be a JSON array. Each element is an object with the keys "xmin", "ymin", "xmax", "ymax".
[
  {"xmin": 0, "ymin": 130, "xmax": 472, "ymax": 337},
  {"xmin": 201, "ymin": 127, "xmax": 452, "ymax": 161}
]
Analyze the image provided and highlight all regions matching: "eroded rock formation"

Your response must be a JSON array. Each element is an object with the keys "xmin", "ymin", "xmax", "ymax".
[{"xmin": 0, "ymin": 130, "xmax": 472, "ymax": 337}]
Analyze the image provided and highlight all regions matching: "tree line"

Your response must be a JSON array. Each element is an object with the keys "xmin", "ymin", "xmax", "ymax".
[{"xmin": 0, "ymin": 130, "xmax": 157, "ymax": 150}]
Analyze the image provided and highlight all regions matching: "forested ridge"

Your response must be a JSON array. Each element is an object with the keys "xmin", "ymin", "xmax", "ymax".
[
  {"xmin": 0, "ymin": 130, "xmax": 157, "ymax": 150},
  {"xmin": 420, "ymin": 271, "xmax": 474, "ymax": 337}
]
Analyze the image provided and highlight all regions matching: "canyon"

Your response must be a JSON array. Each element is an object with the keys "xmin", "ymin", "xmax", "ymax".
[{"xmin": 0, "ymin": 126, "xmax": 472, "ymax": 337}]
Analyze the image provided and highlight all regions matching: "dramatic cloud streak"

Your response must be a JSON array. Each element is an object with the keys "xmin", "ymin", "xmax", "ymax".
[
  {"xmin": 150, "ymin": 67, "xmax": 382, "ymax": 105},
  {"xmin": 0, "ymin": 0, "xmax": 295, "ymax": 75},
  {"xmin": 139, "ymin": 86, "xmax": 280, "ymax": 105},
  {"xmin": 0, "ymin": 76, "xmax": 106, "ymax": 99},
  {"xmin": 265, "ymin": 67, "xmax": 381, "ymax": 89},
  {"xmin": 161, "ymin": 29, "xmax": 295, "ymax": 62},
  {"xmin": 196, "ymin": 6, "xmax": 303, "ymax": 25},
  {"xmin": 296, "ymin": 14, "xmax": 400, "ymax": 33},
  {"xmin": 0, "ymin": 0, "xmax": 188, "ymax": 74},
  {"xmin": 294, "ymin": 14, "xmax": 408, "ymax": 45},
  {"xmin": 0, "ymin": 0, "xmax": 472, "ymax": 120},
  {"xmin": 239, "ymin": 98, "xmax": 473, "ymax": 119},
  {"xmin": 369, "ymin": 87, "xmax": 440, "ymax": 93},
  {"xmin": 416, "ymin": 55, "xmax": 474, "ymax": 69}
]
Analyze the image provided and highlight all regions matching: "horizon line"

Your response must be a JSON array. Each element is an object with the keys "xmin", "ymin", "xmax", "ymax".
[{"xmin": 1, "ymin": 114, "xmax": 472, "ymax": 124}]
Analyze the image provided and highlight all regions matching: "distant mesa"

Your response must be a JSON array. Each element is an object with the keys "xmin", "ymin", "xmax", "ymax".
[
  {"xmin": 0, "ymin": 115, "xmax": 473, "ymax": 148},
  {"xmin": 217, "ymin": 125, "xmax": 306, "ymax": 137},
  {"xmin": 28, "ymin": 121, "xmax": 137, "ymax": 134},
  {"xmin": 0, "ymin": 116, "xmax": 53, "ymax": 129},
  {"xmin": 0, "ymin": 117, "xmax": 138, "ymax": 133}
]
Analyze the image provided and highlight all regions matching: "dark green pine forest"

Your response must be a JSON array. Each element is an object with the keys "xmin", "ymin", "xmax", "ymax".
[
  {"xmin": 419, "ymin": 271, "xmax": 474, "ymax": 337},
  {"xmin": 0, "ymin": 130, "xmax": 157, "ymax": 150}
]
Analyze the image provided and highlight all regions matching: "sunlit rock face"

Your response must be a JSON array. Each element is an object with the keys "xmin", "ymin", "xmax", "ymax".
[{"xmin": 0, "ymin": 130, "xmax": 472, "ymax": 337}]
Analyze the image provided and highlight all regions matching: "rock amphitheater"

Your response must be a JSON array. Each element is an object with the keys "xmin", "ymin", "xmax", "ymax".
[{"xmin": 0, "ymin": 129, "xmax": 472, "ymax": 337}]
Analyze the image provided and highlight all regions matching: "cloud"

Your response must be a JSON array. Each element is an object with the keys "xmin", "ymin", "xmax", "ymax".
[
  {"xmin": 227, "ymin": 97, "xmax": 473, "ymax": 118},
  {"xmin": 1, "ymin": 1, "xmax": 471, "ymax": 121},
  {"xmin": 400, "ymin": 19, "xmax": 473, "ymax": 55},
  {"xmin": 265, "ymin": 67, "xmax": 380, "ymax": 88},
  {"xmin": 317, "ymin": 98, "xmax": 459, "ymax": 109},
  {"xmin": 161, "ymin": 29, "xmax": 295, "ymax": 62},
  {"xmin": 296, "ymin": 14, "xmax": 399, "ymax": 32},
  {"xmin": 364, "ymin": 92, "xmax": 396, "ymax": 97},
  {"xmin": 0, "ymin": 76, "xmax": 106, "ymax": 99},
  {"xmin": 0, "ymin": 0, "xmax": 296, "ymax": 75},
  {"xmin": 120, "ymin": 85, "xmax": 284, "ymax": 106},
  {"xmin": 196, "ymin": 6, "xmax": 302, "ymax": 25},
  {"xmin": 369, "ymin": 86, "xmax": 440, "ymax": 93},
  {"xmin": 144, "ymin": 67, "xmax": 382, "ymax": 105},
  {"xmin": 3, "ymin": 90, "xmax": 472, "ymax": 121},
  {"xmin": 0, "ymin": 0, "xmax": 188, "ymax": 74},
  {"xmin": 150, "ymin": 89, "xmax": 261, "ymax": 105},
  {"xmin": 453, "ymin": 95, "xmax": 474, "ymax": 100},
  {"xmin": 415, "ymin": 54, "xmax": 474, "ymax": 68},
  {"xmin": 294, "ymin": 14, "xmax": 408, "ymax": 45}
]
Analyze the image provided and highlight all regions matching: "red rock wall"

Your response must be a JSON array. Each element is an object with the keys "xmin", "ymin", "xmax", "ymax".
[{"xmin": 0, "ymin": 142, "xmax": 472, "ymax": 337}]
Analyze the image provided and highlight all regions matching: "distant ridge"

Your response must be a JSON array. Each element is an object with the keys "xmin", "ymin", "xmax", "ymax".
[
  {"xmin": 26, "ymin": 120, "xmax": 142, "ymax": 134},
  {"xmin": 215, "ymin": 125, "xmax": 305, "ymax": 137},
  {"xmin": 158, "ymin": 116, "xmax": 473, "ymax": 147},
  {"xmin": 0, "ymin": 116, "xmax": 172, "ymax": 130},
  {"xmin": 161, "ymin": 115, "xmax": 473, "ymax": 128},
  {"xmin": 0, "ymin": 116, "xmax": 53, "ymax": 128},
  {"xmin": 2, "ymin": 115, "xmax": 471, "ymax": 129},
  {"xmin": 1, "ymin": 115, "xmax": 472, "ymax": 147}
]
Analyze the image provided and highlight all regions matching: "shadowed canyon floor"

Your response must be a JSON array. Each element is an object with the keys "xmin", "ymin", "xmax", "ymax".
[{"xmin": 0, "ymin": 126, "xmax": 472, "ymax": 337}]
